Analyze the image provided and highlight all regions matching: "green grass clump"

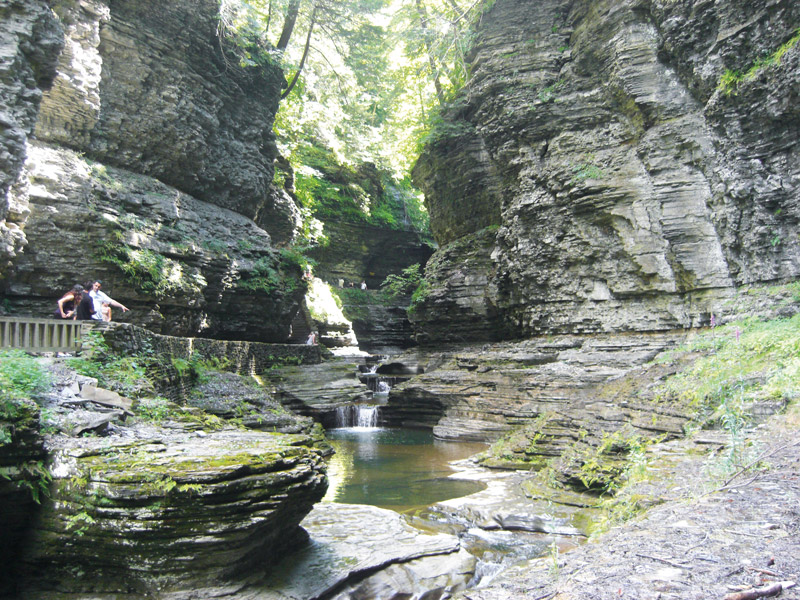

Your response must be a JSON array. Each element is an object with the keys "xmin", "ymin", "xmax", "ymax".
[
  {"xmin": 718, "ymin": 27, "xmax": 800, "ymax": 95},
  {"xmin": 0, "ymin": 350, "xmax": 50, "ymax": 445},
  {"xmin": 657, "ymin": 314, "xmax": 800, "ymax": 411},
  {"xmin": 0, "ymin": 350, "xmax": 50, "ymax": 404}
]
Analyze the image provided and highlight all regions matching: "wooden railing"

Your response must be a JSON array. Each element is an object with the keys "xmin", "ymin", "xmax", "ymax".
[{"xmin": 0, "ymin": 317, "xmax": 95, "ymax": 353}]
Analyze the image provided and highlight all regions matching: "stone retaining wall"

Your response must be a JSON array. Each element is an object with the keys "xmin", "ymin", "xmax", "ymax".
[{"xmin": 96, "ymin": 322, "xmax": 320, "ymax": 370}]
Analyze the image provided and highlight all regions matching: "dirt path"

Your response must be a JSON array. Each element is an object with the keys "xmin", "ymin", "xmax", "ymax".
[{"xmin": 461, "ymin": 407, "xmax": 800, "ymax": 600}]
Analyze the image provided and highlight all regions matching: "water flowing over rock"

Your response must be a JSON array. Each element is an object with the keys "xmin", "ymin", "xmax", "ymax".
[
  {"xmin": 412, "ymin": 0, "xmax": 800, "ymax": 342},
  {"xmin": 265, "ymin": 360, "xmax": 373, "ymax": 428}
]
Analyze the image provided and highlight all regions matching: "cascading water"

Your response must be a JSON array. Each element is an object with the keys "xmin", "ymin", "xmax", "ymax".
[{"xmin": 334, "ymin": 404, "xmax": 380, "ymax": 428}]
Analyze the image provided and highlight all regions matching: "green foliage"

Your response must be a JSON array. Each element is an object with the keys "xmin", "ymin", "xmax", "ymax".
[
  {"xmin": 1, "ymin": 461, "xmax": 52, "ymax": 504},
  {"xmin": 237, "ymin": 249, "xmax": 307, "ymax": 295},
  {"xmin": 66, "ymin": 511, "xmax": 96, "ymax": 536},
  {"xmin": 98, "ymin": 236, "xmax": 205, "ymax": 299},
  {"xmin": 656, "ymin": 314, "xmax": 800, "ymax": 412},
  {"xmin": 239, "ymin": 257, "xmax": 282, "ymax": 293},
  {"xmin": 0, "ymin": 350, "xmax": 51, "ymax": 405},
  {"xmin": 218, "ymin": 0, "xmax": 280, "ymax": 69},
  {"xmin": 717, "ymin": 27, "xmax": 800, "ymax": 95},
  {"xmin": 1, "ymin": 351, "xmax": 49, "ymax": 445},
  {"xmin": 381, "ymin": 263, "xmax": 423, "ymax": 299},
  {"xmin": 571, "ymin": 163, "xmax": 604, "ymax": 182},
  {"xmin": 136, "ymin": 397, "xmax": 172, "ymax": 424},
  {"xmin": 67, "ymin": 332, "xmax": 156, "ymax": 398},
  {"xmin": 409, "ymin": 279, "xmax": 431, "ymax": 314},
  {"xmin": 171, "ymin": 354, "xmax": 231, "ymax": 384}
]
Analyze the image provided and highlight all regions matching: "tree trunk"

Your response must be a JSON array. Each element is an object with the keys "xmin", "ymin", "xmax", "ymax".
[
  {"xmin": 415, "ymin": 0, "xmax": 445, "ymax": 106},
  {"xmin": 276, "ymin": 0, "xmax": 301, "ymax": 51},
  {"xmin": 281, "ymin": 3, "xmax": 318, "ymax": 99}
]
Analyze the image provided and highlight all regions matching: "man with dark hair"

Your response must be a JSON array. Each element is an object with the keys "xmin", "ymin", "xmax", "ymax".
[{"xmin": 88, "ymin": 280, "xmax": 129, "ymax": 320}]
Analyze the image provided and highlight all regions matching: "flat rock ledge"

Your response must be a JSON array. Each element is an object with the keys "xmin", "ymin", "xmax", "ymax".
[
  {"xmin": 251, "ymin": 503, "xmax": 475, "ymax": 600},
  {"xmin": 17, "ymin": 428, "xmax": 328, "ymax": 598},
  {"xmin": 461, "ymin": 408, "xmax": 800, "ymax": 600}
]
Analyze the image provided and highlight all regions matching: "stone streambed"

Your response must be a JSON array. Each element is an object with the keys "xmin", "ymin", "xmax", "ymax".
[{"xmin": 251, "ymin": 454, "xmax": 596, "ymax": 600}]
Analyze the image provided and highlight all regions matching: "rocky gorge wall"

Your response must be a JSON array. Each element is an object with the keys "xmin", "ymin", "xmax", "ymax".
[
  {"xmin": 0, "ymin": 0, "xmax": 309, "ymax": 341},
  {"xmin": 412, "ymin": 0, "xmax": 800, "ymax": 342}
]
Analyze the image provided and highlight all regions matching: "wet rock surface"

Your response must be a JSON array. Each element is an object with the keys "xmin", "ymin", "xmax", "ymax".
[{"xmin": 257, "ymin": 503, "xmax": 473, "ymax": 600}]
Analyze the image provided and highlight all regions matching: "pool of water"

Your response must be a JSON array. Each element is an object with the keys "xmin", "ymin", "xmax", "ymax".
[{"xmin": 323, "ymin": 427, "xmax": 488, "ymax": 513}]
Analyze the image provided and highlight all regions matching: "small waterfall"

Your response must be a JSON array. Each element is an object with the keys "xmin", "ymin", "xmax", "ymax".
[
  {"xmin": 356, "ymin": 405, "xmax": 378, "ymax": 427},
  {"xmin": 334, "ymin": 404, "xmax": 380, "ymax": 428},
  {"xmin": 376, "ymin": 381, "xmax": 390, "ymax": 393}
]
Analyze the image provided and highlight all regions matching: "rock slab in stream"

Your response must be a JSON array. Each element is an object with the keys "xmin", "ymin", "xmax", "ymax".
[{"xmin": 256, "ymin": 503, "xmax": 475, "ymax": 600}]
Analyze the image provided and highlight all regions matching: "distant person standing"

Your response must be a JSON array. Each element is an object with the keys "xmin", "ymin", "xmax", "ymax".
[
  {"xmin": 87, "ymin": 280, "xmax": 129, "ymax": 321},
  {"xmin": 360, "ymin": 281, "xmax": 367, "ymax": 290},
  {"xmin": 306, "ymin": 332, "xmax": 316, "ymax": 345}
]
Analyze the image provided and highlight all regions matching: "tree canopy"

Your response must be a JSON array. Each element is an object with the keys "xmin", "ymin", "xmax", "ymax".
[{"xmin": 219, "ymin": 0, "xmax": 493, "ymax": 239}]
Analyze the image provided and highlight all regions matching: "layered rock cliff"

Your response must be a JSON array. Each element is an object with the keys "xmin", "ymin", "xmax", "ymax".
[
  {"xmin": 0, "ymin": 0, "xmax": 306, "ymax": 340},
  {"xmin": 412, "ymin": 0, "xmax": 800, "ymax": 342}
]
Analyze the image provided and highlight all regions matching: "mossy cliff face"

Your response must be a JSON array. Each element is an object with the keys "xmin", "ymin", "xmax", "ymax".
[
  {"xmin": 0, "ymin": 0, "xmax": 305, "ymax": 339},
  {"xmin": 412, "ymin": 0, "xmax": 800, "ymax": 342}
]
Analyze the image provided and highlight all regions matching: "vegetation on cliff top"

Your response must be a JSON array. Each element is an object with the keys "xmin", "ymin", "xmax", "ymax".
[{"xmin": 220, "ymin": 0, "xmax": 497, "ymax": 244}]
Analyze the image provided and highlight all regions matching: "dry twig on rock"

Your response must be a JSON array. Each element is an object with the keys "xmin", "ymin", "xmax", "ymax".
[{"xmin": 723, "ymin": 581, "xmax": 796, "ymax": 600}]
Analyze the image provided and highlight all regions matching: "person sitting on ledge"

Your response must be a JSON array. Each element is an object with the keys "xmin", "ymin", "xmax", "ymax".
[{"xmin": 76, "ymin": 287, "xmax": 96, "ymax": 320}]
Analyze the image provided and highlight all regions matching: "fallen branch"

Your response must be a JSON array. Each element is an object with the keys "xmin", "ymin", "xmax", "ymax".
[
  {"xmin": 634, "ymin": 553, "xmax": 688, "ymax": 569},
  {"xmin": 718, "ymin": 440, "xmax": 800, "ymax": 491},
  {"xmin": 723, "ymin": 581, "xmax": 795, "ymax": 600}
]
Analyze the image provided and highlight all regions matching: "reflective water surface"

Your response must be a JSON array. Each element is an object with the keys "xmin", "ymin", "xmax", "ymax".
[{"xmin": 323, "ymin": 427, "xmax": 488, "ymax": 513}]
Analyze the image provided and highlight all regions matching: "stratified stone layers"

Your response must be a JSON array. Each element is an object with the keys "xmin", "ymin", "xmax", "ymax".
[
  {"xmin": 1, "ymin": 0, "xmax": 306, "ymax": 340},
  {"xmin": 412, "ymin": 0, "xmax": 800, "ymax": 342},
  {"xmin": 18, "ymin": 430, "xmax": 327, "ymax": 598},
  {"xmin": 35, "ymin": 0, "xmax": 295, "ymax": 232}
]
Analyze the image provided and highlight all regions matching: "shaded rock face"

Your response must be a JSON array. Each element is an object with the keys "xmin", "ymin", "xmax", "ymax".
[
  {"xmin": 35, "ymin": 0, "xmax": 295, "ymax": 232},
  {"xmin": 0, "ymin": 397, "xmax": 45, "ymax": 596},
  {"xmin": 5, "ymin": 144, "xmax": 305, "ymax": 341},
  {"xmin": 18, "ymin": 430, "xmax": 327, "ymax": 598},
  {"xmin": 311, "ymin": 221, "xmax": 434, "ymax": 291},
  {"xmin": 2, "ymin": 356, "xmax": 330, "ymax": 599},
  {"xmin": 1, "ymin": 0, "xmax": 306, "ymax": 340},
  {"xmin": 412, "ymin": 0, "xmax": 800, "ymax": 342}
]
